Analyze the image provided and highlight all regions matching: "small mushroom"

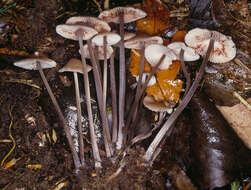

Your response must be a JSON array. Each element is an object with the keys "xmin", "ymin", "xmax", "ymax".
[
  {"xmin": 143, "ymin": 94, "xmax": 173, "ymax": 113},
  {"xmin": 92, "ymin": 32, "xmax": 121, "ymax": 149},
  {"xmin": 145, "ymin": 44, "xmax": 177, "ymax": 70},
  {"xmin": 56, "ymin": 22, "xmax": 102, "ymax": 167},
  {"xmin": 66, "ymin": 16, "xmax": 111, "ymax": 33},
  {"xmin": 99, "ymin": 7, "xmax": 147, "ymax": 150},
  {"xmin": 124, "ymin": 34, "xmax": 163, "ymax": 50},
  {"xmin": 79, "ymin": 44, "xmax": 114, "ymax": 60},
  {"xmin": 98, "ymin": 6, "xmax": 147, "ymax": 24},
  {"xmin": 14, "ymin": 56, "xmax": 81, "ymax": 171},
  {"xmin": 56, "ymin": 24, "xmax": 98, "ymax": 41},
  {"xmin": 185, "ymin": 28, "xmax": 236, "ymax": 63},
  {"xmin": 59, "ymin": 58, "xmax": 92, "ymax": 165},
  {"xmin": 124, "ymin": 31, "xmax": 136, "ymax": 41},
  {"xmin": 167, "ymin": 42, "xmax": 200, "ymax": 61}
]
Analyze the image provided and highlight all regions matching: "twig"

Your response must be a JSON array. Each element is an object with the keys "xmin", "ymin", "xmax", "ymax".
[
  {"xmin": 234, "ymin": 58, "xmax": 251, "ymax": 74},
  {"xmin": 1, "ymin": 105, "xmax": 16, "ymax": 168},
  {"xmin": 143, "ymin": 39, "xmax": 214, "ymax": 162},
  {"xmin": 233, "ymin": 91, "xmax": 251, "ymax": 111},
  {"xmin": 91, "ymin": 0, "xmax": 102, "ymax": 13}
]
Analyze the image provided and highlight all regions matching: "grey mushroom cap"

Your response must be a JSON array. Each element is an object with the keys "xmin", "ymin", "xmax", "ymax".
[
  {"xmin": 92, "ymin": 32, "xmax": 121, "ymax": 46},
  {"xmin": 98, "ymin": 6, "xmax": 147, "ymax": 24},
  {"xmin": 144, "ymin": 44, "xmax": 177, "ymax": 70},
  {"xmin": 143, "ymin": 95, "xmax": 173, "ymax": 112},
  {"xmin": 56, "ymin": 24, "xmax": 98, "ymax": 41},
  {"xmin": 167, "ymin": 42, "xmax": 200, "ymax": 61},
  {"xmin": 59, "ymin": 58, "xmax": 92, "ymax": 74},
  {"xmin": 79, "ymin": 44, "xmax": 114, "ymax": 60},
  {"xmin": 14, "ymin": 57, "xmax": 56, "ymax": 70},
  {"xmin": 124, "ymin": 34, "xmax": 163, "ymax": 49},
  {"xmin": 66, "ymin": 16, "xmax": 111, "ymax": 33}
]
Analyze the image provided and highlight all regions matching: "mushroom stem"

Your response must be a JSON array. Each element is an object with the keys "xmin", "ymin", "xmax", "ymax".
[
  {"xmin": 78, "ymin": 31, "xmax": 102, "ymax": 168},
  {"xmin": 103, "ymin": 36, "xmax": 108, "ymax": 132},
  {"xmin": 36, "ymin": 61, "xmax": 81, "ymax": 171},
  {"xmin": 125, "ymin": 54, "xmax": 166, "ymax": 141},
  {"xmin": 143, "ymin": 39, "xmax": 215, "ymax": 162},
  {"xmin": 73, "ymin": 72, "xmax": 85, "ymax": 165},
  {"xmin": 94, "ymin": 45, "xmax": 103, "ymax": 81},
  {"xmin": 124, "ymin": 44, "xmax": 145, "ymax": 142},
  {"xmin": 110, "ymin": 52, "xmax": 118, "ymax": 143},
  {"xmin": 116, "ymin": 9, "xmax": 126, "ymax": 150},
  {"xmin": 87, "ymin": 39, "xmax": 113, "ymax": 157},
  {"xmin": 180, "ymin": 49, "xmax": 191, "ymax": 96}
]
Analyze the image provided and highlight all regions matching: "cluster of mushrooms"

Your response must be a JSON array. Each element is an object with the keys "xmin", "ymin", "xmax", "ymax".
[{"xmin": 13, "ymin": 6, "xmax": 236, "ymax": 172}]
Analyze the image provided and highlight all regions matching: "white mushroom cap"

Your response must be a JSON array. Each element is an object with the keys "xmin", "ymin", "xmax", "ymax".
[
  {"xmin": 185, "ymin": 28, "xmax": 236, "ymax": 63},
  {"xmin": 124, "ymin": 34, "xmax": 163, "ymax": 49},
  {"xmin": 124, "ymin": 32, "xmax": 136, "ymax": 41},
  {"xmin": 98, "ymin": 6, "xmax": 147, "ymax": 24},
  {"xmin": 66, "ymin": 16, "xmax": 111, "ymax": 33},
  {"xmin": 144, "ymin": 44, "xmax": 177, "ymax": 70},
  {"xmin": 59, "ymin": 58, "xmax": 92, "ymax": 74},
  {"xmin": 92, "ymin": 32, "xmax": 121, "ymax": 46},
  {"xmin": 56, "ymin": 24, "xmax": 98, "ymax": 41},
  {"xmin": 184, "ymin": 28, "xmax": 211, "ymax": 49},
  {"xmin": 136, "ymin": 73, "xmax": 156, "ymax": 86},
  {"xmin": 14, "ymin": 57, "xmax": 56, "ymax": 70},
  {"xmin": 143, "ymin": 94, "xmax": 173, "ymax": 112},
  {"xmin": 79, "ymin": 44, "xmax": 114, "ymax": 60},
  {"xmin": 167, "ymin": 42, "xmax": 200, "ymax": 61}
]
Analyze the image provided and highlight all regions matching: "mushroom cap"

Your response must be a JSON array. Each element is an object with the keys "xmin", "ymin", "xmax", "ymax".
[
  {"xmin": 185, "ymin": 28, "xmax": 236, "ymax": 63},
  {"xmin": 14, "ymin": 57, "xmax": 56, "ymax": 70},
  {"xmin": 136, "ymin": 73, "xmax": 156, "ymax": 86},
  {"xmin": 98, "ymin": 6, "xmax": 147, "ymax": 24},
  {"xmin": 167, "ymin": 42, "xmax": 200, "ymax": 61},
  {"xmin": 184, "ymin": 28, "xmax": 211, "ymax": 49},
  {"xmin": 79, "ymin": 44, "xmax": 114, "ymax": 60},
  {"xmin": 56, "ymin": 24, "xmax": 98, "ymax": 41},
  {"xmin": 144, "ymin": 44, "xmax": 177, "ymax": 70},
  {"xmin": 124, "ymin": 32, "xmax": 136, "ymax": 41},
  {"xmin": 143, "ymin": 94, "xmax": 173, "ymax": 112},
  {"xmin": 58, "ymin": 58, "xmax": 92, "ymax": 74},
  {"xmin": 92, "ymin": 32, "xmax": 121, "ymax": 46},
  {"xmin": 124, "ymin": 34, "xmax": 163, "ymax": 49},
  {"xmin": 66, "ymin": 16, "xmax": 111, "ymax": 33}
]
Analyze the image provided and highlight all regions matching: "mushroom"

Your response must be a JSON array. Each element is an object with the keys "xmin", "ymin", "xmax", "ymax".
[
  {"xmin": 143, "ymin": 94, "xmax": 173, "ymax": 113},
  {"xmin": 167, "ymin": 42, "xmax": 200, "ymax": 62},
  {"xmin": 79, "ymin": 44, "xmax": 114, "ymax": 60},
  {"xmin": 124, "ymin": 34, "xmax": 163, "ymax": 50},
  {"xmin": 145, "ymin": 44, "xmax": 177, "ymax": 70},
  {"xmin": 92, "ymin": 32, "xmax": 121, "ymax": 144},
  {"xmin": 63, "ymin": 17, "xmax": 114, "ymax": 157},
  {"xmin": 56, "ymin": 23, "xmax": 102, "ymax": 167},
  {"xmin": 124, "ymin": 31, "xmax": 136, "ymax": 41},
  {"xmin": 66, "ymin": 16, "xmax": 111, "ymax": 33},
  {"xmin": 185, "ymin": 28, "xmax": 236, "ymax": 63},
  {"xmin": 99, "ymin": 7, "xmax": 147, "ymax": 149},
  {"xmin": 58, "ymin": 58, "xmax": 92, "ymax": 165},
  {"xmin": 13, "ymin": 55, "xmax": 81, "ymax": 171}
]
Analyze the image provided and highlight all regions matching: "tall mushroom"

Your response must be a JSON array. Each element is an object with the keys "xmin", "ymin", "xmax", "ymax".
[
  {"xmin": 92, "ymin": 32, "xmax": 121, "ymax": 144},
  {"xmin": 58, "ymin": 58, "xmax": 92, "ymax": 166},
  {"xmin": 64, "ymin": 16, "xmax": 114, "ymax": 157},
  {"xmin": 56, "ymin": 23, "xmax": 102, "ymax": 168},
  {"xmin": 13, "ymin": 56, "xmax": 81, "ymax": 171},
  {"xmin": 99, "ymin": 6, "xmax": 147, "ymax": 150}
]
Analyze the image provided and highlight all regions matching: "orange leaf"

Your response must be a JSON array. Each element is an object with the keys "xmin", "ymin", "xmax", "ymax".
[
  {"xmin": 129, "ymin": 49, "xmax": 152, "ymax": 76},
  {"xmin": 171, "ymin": 30, "xmax": 187, "ymax": 42},
  {"xmin": 136, "ymin": 0, "xmax": 170, "ymax": 35},
  {"xmin": 156, "ymin": 60, "xmax": 181, "ymax": 81}
]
